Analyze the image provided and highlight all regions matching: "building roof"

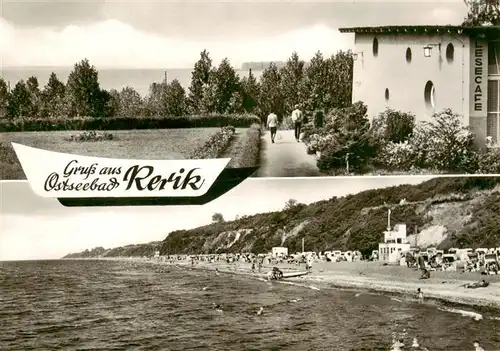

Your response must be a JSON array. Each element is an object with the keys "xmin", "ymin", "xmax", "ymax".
[{"xmin": 338, "ymin": 25, "xmax": 500, "ymax": 38}]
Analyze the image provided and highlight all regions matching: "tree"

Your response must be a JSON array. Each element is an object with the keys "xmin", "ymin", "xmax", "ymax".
[
  {"xmin": 241, "ymin": 69, "xmax": 260, "ymax": 113},
  {"xmin": 280, "ymin": 52, "xmax": 305, "ymax": 115},
  {"xmin": 325, "ymin": 51, "xmax": 354, "ymax": 111},
  {"xmin": 117, "ymin": 86, "xmax": 144, "ymax": 117},
  {"xmin": 41, "ymin": 72, "xmax": 66, "ymax": 118},
  {"xmin": 0, "ymin": 78, "xmax": 9, "ymax": 119},
  {"xmin": 302, "ymin": 51, "xmax": 329, "ymax": 114},
  {"xmin": 163, "ymin": 79, "xmax": 187, "ymax": 116},
  {"xmin": 259, "ymin": 63, "xmax": 285, "ymax": 122},
  {"xmin": 284, "ymin": 198, "xmax": 298, "ymax": 210},
  {"xmin": 212, "ymin": 212, "xmax": 225, "ymax": 223},
  {"xmin": 463, "ymin": 0, "xmax": 500, "ymax": 26},
  {"xmin": 107, "ymin": 89, "xmax": 121, "ymax": 117},
  {"xmin": 210, "ymin": 58, "xmax": 241, "ymax": 113},
  {"xmin": 6, "ymin": 80, "xmax": 32, "ymax": 118},
  {"xmin": 188, "ymin": 49, "xmax": 213, "ymax": 113},
  {"xmin": 145, "ymin": 82, "xmax": 167, "ymax": 116},
  {"xmin": 65, "ymin": 59, "xmax": 103, "ymax": 117}
]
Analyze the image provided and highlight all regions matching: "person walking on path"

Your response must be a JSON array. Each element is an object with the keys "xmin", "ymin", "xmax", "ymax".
[
  {"xmin": 267, "ymin": 112, "xmax": 279, "ymax": 143},
  {"xmin": 291, "ymin": 104, "xmax": 303, "ymax": 142}
]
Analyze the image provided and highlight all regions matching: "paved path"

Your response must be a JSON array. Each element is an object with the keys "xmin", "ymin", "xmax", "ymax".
[{"xmin": 254, "ymin": 130, "xmax": 323, "ymax": 177}]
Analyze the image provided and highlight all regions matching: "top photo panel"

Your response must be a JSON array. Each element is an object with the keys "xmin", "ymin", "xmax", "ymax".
[{"xmin": 1, "ymin": 1, "xmax": 499, "ymax": 180}]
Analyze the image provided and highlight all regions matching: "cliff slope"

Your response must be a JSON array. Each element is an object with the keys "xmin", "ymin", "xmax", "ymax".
[{"xmin": 63, "ymin": 177, "xmax": 500, "ymax": 258}]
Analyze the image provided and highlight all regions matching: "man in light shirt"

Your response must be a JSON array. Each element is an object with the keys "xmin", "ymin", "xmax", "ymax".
[
  {"xmin": 291, "ymin": 104, "xmax": 303, "ymax": 142},
  {"xmin": 267, "ymin": 112, "xmax": 279, "ymax": 143}
]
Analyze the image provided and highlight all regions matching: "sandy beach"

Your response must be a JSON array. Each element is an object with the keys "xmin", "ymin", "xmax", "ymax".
[{"xmin": 90, "ymin": 257, "xmax": 500, "ymax": 312}]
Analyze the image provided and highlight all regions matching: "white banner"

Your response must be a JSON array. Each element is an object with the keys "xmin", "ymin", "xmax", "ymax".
[{"xmin": 12, "ymin": 143, "xmax": 230, "ymax": 198}]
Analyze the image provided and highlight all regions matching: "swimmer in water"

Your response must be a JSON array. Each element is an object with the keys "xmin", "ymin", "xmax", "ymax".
[
  {"xmin": 411, "ymin": 337, "xmax": 419, "ymax": 348},
  {"xmin": 391, "ymin": 338, "xmax": 405, "ymax": 351},
  {"xmin": 257, "ymin": 307, "xmax": 264, "ymax": 315},
  {"xmin": 212, "ymin": 303, "xmax": 223, "ymax": 313},
  {"xmin": 473, "ymin": 341, "xmax": 485, "ymax": 351}
]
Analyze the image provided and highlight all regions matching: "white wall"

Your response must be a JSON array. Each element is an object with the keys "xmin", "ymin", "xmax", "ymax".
[{"xmin": 352, "ymin": 32, "xmax": 471, "ymax": 124}]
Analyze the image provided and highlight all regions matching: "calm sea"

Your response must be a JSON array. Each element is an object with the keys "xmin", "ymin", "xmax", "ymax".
[
  {"xmin": 0, "ymin": 260, "xmax": 499, "ymax": 351},
  {"xmin": 1, "ymin": 68, "xmax": 264, "ymax": 98}
]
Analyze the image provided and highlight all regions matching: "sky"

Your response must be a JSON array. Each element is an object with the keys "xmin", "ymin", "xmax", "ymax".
[
  {"xmin": 0, "ymin": 176, "xmax": 433, "ymax": 261},
  {"xmin": 0, "ymin": 0, "xmax": 467, "ymax": 68}
]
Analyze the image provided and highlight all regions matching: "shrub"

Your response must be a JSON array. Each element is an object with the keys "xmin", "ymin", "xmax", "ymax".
[
  {"xmin": 314, "ymin": 102, "xmax": 376, "ymax": 173},
  {"xmin": 313, "ymin": 110, "xmax": 325, "ymax": 128},
  {"xmin": 371, "ymin": 108, "xmax": 415, "ymax": 143},
  {"xmin": 376, "ymin": 141, "xmax": 415, "ymax": 171},
  {"xmin": 231, "ymin": 123, "xmax": 262, "ymax": 168},
  {"xmin": 189, "ymin": 125, "xmax": 236, "ymax": 159},
  {"xmin": 0, "ymin": 114, "xmax": 261, "ymax": 132},
  {"xmin": 418, "ymin": 109, "xmax": 477, "ymax": 172},
  {"xmin": 477, "ymin": 147, "xmax": 500, "ymax": 174},
  {"xmin": 376, "ymin": 109, "xmax": 478, "ymax": 173},
  {"xmin": 65, "ymin": 131, "xmax": 114, "ymax": 142}
]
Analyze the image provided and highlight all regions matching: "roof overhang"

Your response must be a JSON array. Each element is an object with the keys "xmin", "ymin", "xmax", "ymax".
[{"xmin": 338, "ymin": 25, "xmax": 500, "ymax": 39}]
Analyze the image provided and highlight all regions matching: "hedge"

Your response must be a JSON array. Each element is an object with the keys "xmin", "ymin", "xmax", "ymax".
[
  {"xmin": 189, "ymin": 126, "xmax": 236, "ymax": 159},
  {"xmin": 0, "ymin": 114, "xmax": 261, "ymax": 132}
]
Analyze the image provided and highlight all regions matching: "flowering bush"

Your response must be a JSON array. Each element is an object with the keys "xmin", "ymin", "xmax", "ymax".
[
  {"xmin": 305, "ymin": 133, "xmax": 336, "ymax": 154},
  {"xmin": 477, "ymin": 147, "xmax": 500, "ymax": 174},
  {"xmin": 376, "ymin": 109, "xmax": 478, "ymax": 173},
  {"xmin": 66, "ymin": 131, "xmax": 114, "ymax": 142},
  {"xmin": 370, "ymin": 108, "xmax": 415, "ymax": 143},
  {"xmin": 376, "ymin": 140, "xmax": 415, "ymax": 171},
  {"xmin": 189, "ymin": 125, "xmax": 236, "ymax": 159},
  {"xmin": 419, "ymin": 109, "xmax": 477, "ymax": 172}
]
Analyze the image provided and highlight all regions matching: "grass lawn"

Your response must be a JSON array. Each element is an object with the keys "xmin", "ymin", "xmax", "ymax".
[{"xmin": 0, "ymin": 128, "xmax": 247, "ymax": 180}]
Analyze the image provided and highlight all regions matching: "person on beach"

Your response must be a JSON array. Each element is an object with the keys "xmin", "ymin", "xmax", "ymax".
[
  {"xmin": 267, "ymin": 112, "xmax": 279, "ymax": 143},
  {"xmin": 258, "ymin": 258, "xmax": 262, "ymax": 272},
  {"xmin": 473, "ymin": 341, "xmax": 485, "ymax": 351},
  {"xmin": 306, "ymin": 256, "xmax": 312, "ymax": 273},
  {"xmin": 291, "ymin": 104, "xmax": 304, "ymax": 142},
  {"xmin": 251, "ymin": 260, "xmax": 255, "ymax": 273},
  {"xmin": 416, "ymin": 288, "xmax": 424, "ymax": 302}
]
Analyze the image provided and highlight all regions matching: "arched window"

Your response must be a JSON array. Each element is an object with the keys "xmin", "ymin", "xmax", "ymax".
[
  {"xmin": 373, "ymin": 37, "xmax": 379, "ymax": 57},
  {"xmin": 424, "ymin": 81, "xmax": 435, "ymax": 109},
  {"xmin": 446, "ymin": 43, "xmax": 454, "ymax": 62},
  {"xmin": 406, "ymin": 47, "xmax": 412, "ymax": 63},
  {"xmin": 385, "ymin": 88, "xmax": 390, "ymax": 101}
]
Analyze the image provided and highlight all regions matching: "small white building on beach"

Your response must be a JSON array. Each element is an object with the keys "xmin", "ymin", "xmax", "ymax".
[
  {"xmin": 378, "ymin": 221, "xmax": 411, "ymax": 263},
  {"xmin": 272, "ymin": 247, "xmax": 288, "ymax": 258}
]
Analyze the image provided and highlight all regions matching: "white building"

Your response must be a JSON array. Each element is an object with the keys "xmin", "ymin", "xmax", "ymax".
[
  {"xmin": 338, "ymin": 25, "xmax": 500, "ymax": 147},
  {"xmin": 378, "ymin": 216, "xmax": 411, "ymax": 263},
  {"xmin": 272, "ymin": 247, "xmax": 288, "ymax": 257}
]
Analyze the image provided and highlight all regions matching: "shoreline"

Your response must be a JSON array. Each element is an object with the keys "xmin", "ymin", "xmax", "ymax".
[{"xmin": 62, "ymin": 257, "xmax": 500, "ymax": 313}]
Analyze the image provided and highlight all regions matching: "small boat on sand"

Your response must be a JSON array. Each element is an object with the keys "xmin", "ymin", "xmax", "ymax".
[
  {"xmin": 282, "ymin": 271, "xmax": 309, "ymax": 278},
  {"xmin": 267, "ymin": 267, "xmax": 309, "ymax": 280}
]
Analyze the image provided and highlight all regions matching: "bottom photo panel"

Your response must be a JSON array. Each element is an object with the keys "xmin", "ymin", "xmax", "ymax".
[{"xmin": 1, "ymin": 176, "xmax": 500, "ymax": 351}]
